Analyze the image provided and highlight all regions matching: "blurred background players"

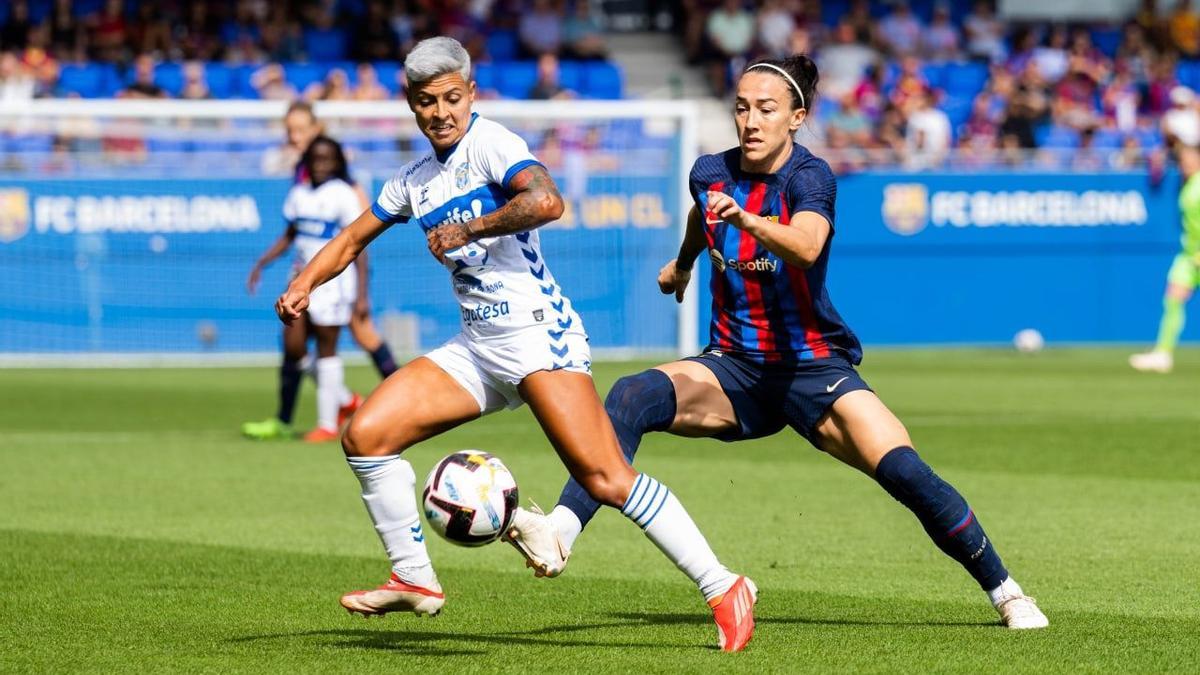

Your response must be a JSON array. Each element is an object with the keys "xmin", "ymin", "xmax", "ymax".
[
  {"xmin": 1131, "ymin": 145, "xmax": 1200, "ymax": 373},
  {"xmin": 243, "ymin": 136, "xmax": 365, "ymax": 442},
  {"xmin": 262, "ymin": 102, "xmax": 399, "ymax": 382}
]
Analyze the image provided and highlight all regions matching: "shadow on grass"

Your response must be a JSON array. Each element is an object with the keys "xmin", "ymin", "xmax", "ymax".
[{"xmin": 604, "ymin": 612, "xmax": 998, "ymax": 629}]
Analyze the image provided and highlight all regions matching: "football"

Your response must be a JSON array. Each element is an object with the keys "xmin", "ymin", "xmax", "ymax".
[{"xmin": 422, "ymin": 451, "xmax": 519, "ymax": 547}]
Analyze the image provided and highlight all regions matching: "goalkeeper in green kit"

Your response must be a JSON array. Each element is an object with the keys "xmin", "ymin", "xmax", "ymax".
[{"xmin": 1131, "ymin": 147, "xmax": 1200, "ymax": 373}]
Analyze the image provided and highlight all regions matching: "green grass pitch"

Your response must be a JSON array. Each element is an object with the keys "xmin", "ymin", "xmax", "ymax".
[{"xmin": 2, "ymin": 349, "xmax": 1199, "ymax": 673}]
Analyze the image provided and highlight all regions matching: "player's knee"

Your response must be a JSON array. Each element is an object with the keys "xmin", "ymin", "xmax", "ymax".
[
  {"xmin": 342, "ymin": 413, "xmax": 405, "ymax": 457},
  {"xmin": 604, "ymin": 369, "xmax": 674, "ymax": 430},
  {"xmin": 576, "ymin": 466, "xmax": 636, "ymax": 508}
]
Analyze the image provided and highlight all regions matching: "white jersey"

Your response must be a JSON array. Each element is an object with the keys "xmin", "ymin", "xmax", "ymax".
[
  {"xmin": 283, "ymin": 178, "xmax": 361, "ymax": 325},
  {"xmin": 371, "ymin": 113, "xmax": 582, "ymax": 341}
]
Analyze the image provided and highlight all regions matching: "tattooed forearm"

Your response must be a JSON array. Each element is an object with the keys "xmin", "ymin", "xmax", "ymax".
[{"xmin": 465, "ymin": 165, "xmax": 564, "ymax": 239}]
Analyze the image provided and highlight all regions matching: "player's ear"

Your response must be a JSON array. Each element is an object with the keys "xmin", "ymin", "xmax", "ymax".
[
  {"xmin": 789, "ymin": 106, "xmax": 806, "ymax": 133},
  {"xmin": 468, "ymin": 79, "xmax": 477, "ymax": 103}
]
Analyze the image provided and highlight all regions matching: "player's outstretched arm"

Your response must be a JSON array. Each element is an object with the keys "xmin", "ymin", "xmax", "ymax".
[
  {"xmin": 426, "ymin": 165, "xmax": 564, "ymax": 261},
  {"xmin": 247, "ymin": 225, "xmax": 297, "ymax": 294},
  {"xmin": 706, "ymin": 190, "xmax": 830, "ymax": 269},
  {"xmin": 276, "ymin": 209, "xmax": 389, "ymax": 324},
  {"xmin": 659, "ymin": 206, "xmax": 706, "ymax": 302}
]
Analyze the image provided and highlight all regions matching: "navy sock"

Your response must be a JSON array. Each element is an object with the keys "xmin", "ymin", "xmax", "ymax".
[
  {"xmin": 874, "ymin": 446, "xmax": 1009, "ymax": 591},
  {"xmin": 277, "ymin": 357, "xmax": 303, "ymax": 425},
  {"xmin": 370, "ymin": 343, "xmax": 398, "ymax": 378},
  {"xmin": 557, "ymin": 369, "xmax": 676, "ymax": 527}
]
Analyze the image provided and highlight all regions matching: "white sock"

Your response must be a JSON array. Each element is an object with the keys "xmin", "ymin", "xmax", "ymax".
[
  {"xmin": 338, "ymin": 384, "xmax": 354, "ymax": 407},
  {"xmin": 621, "ymin": 473, "xmax": 736, "ymax": 601},
  {"xmin": 549, "ymin": 505, "xmax": 583, "ymax": 551},
  {"xmin": 315, "ymin": 356, "xmax": 345, "ymax": 430},
  {"xmin": 345, "ymin": 455, "xmax": 438, "ymax": 588},
  {"xmin": 987, "ymin": 576, "xmax": 1024, "ymax": 606}
]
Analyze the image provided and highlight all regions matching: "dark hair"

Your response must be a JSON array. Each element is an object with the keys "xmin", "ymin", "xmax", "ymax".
[
  {"xmin": 300, "ymin": 135, "xmax": 353, "ymax": 185},
  {"xmin": 744, "ymin": 54, "xmax": 819, "ymax": 111}
]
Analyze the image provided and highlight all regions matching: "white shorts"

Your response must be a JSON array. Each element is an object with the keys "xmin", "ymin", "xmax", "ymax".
[
  {"xmin": 307, "ymin": 268, "xmax": 357, "ymax": 327},
  {"xmin": 425, "ymin": 326, "xmax": 592, "ymax": 414}
]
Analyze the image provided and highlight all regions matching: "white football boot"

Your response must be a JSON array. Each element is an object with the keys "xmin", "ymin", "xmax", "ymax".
[
  {"xmin": 994, "ymin": 595, "xmax": 1049, "ymax": 629},
  {"xmin": 505, "ymin": 505, "xmax": 570, "ymax": 578},
  {"xmin": 1129, "ymin": 350, "xmax": 1173, "ymax": 373}
]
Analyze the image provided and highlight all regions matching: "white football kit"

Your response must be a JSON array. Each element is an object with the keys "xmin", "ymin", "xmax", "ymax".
[
  {"xmin": 285, "ymin": 178, "xmax": 361, "ymax": 326},
  {"xmin": 371, "ymin": 113, "xmax": 589, "ymax": 412}
]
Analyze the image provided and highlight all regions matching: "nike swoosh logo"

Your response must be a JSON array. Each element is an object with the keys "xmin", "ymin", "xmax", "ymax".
[{"xmin": 826, "ymin": 376, "xmax": 850, "ymax": 393}]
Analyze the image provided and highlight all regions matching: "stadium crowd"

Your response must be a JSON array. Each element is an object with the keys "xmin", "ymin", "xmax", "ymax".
[{"xmin": 3, "ymin": 1, "xmax": 1200, "ymax": 170}]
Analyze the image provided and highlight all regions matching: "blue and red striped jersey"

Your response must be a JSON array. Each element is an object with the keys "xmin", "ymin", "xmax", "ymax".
[{"xmin": 688, "ymin": 144, "xmax": 862, "ymax": 364}]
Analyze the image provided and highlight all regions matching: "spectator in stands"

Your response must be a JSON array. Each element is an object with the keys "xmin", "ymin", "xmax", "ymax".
[
  {"xmin": 889, "ymin": 55, "xmax": 930, "ymax": 111},
  {"xmin": 180, "ymin": 61, "xmax": 211, "ymax": 100},
  {"xmin": 905, "ymin": 87, "xmax": 952, "ymax": 169},
  {"xmin": 1033, "ymin": 25, "xmax": 1070, "ymax": 84},
  {"xmin": 48, "ymin": 0, "xmax": 83, "ymax": 62},
  {"xmin": 962, "ymin": 93, "xmax": 1001, "ymax": 146},
  {"xmin": 843, "ymin": 0, "xmax": 875, "ymax": 45},
  {"xmin": 306, "ymin": 68, "xmax": 353, "ymax": 101},
  {"xmin": 354, "ymin": 0, "xmax": 399, "ymax": 62},
  {"xmin": 964, "ymin": 0, "xmax": 1007, "ymax": 63},
  {"xmin": 1169, "ymin": 0, "xmax": 1200, "ymax": 57},
  {"xmin": 519, "ymin": 0, "xmax": 565, "ymax": 57},
  {"xmin": 563, "ymin": 0, "xmax": 608, "ymax": 59},
  {"xmin": 530, "ymin": 52, "xmax": 574, "ymax": 100},
  {"xmin": 178, "ymin": 1, "xmax": 222, "ymax": 62},
  {"xmin": 120, "ymin": 54, "xmax": 167, "ymax": 99},
  {"xmin": 91, "ymin": 0, "xmax": 130, "ymax": 63},
  {"xmin": 1112, "ymin": 133, "xmax": 1147, "ymax": 169},
  {"xmin": 827, "ymin": 91, "xmax": 873, "ymax": 148},
  {"xmin": 922, "ymin": 3, "xmax": 961, "ymax": 63},
  {"xmin": 1162, "ymin": 85, "xmax": 1200, "ymax": 148},
  {"xmin": 129, "ymin": 1, "xmax": 172, "ymax": 58},
  {"xmin": 818, "ymin": 19, "xmax": 877, "ymax": 101},
  {"xmin": 251, "ymin": 63, "xmax": 297, "ymax": 101},
  {"xmin": 1072, "ymin": 127, "xmax": 1106, "ymax": 170},
  {"xmin": 259, "ymin": 9, "xmax": 304, "ymax": 63},
  {"xmin": 1117, "ymin": 22, "xmax": 1154, "ymax": 84},
  {"xmin": 704, "ymin": 0, "xmax": 754, "ymax": 96},
  {"xmin": 352, "ymin": 63, "xmax": 390, "ymax": 101},
  {"xmin": 1053, "ymin": 55, "xmax": 1102, "ymax": 129},
  {"xmin": 1000, "ymin": 66, "xmax": 1049, "ymax": 148},
  {"xmin": 1102, "ymin": 67, "xmax": 1141, "ymax": 132},
  {"xmin": 390, "ymin": 0, "xmax": 425, "ymax": 58},
  {"xmin": 0, "ymin": 51, "xmax": 34, "ymax": 102},
  {"xmin": 756, "ymin": 0, "xmax": 796, "ymax": 60},
  {"xmin": 878, "ymin": 1, "xmax": 923, "ymax": 57},
  {"xmin": 1, "ymin": 1, "xmax": 32, "ymax": 51},
  {"xmin": 28, "ymin": 49, "xmax": 61, "ymax": 98}
]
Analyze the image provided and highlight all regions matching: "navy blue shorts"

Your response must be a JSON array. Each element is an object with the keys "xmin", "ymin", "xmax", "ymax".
[{"xmin": 684, "ymin": 350, "xmax": 872, "ymax": 445}]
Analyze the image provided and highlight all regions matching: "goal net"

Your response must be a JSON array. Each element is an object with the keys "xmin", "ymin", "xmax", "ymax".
[{"xmin": 0, "ymin": 99, "xmax": 699, "ymax": 365}]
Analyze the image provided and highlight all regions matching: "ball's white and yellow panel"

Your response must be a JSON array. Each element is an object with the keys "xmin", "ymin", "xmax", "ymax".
[{"xmin": 422, "ymin": 451, "xmax": 519, "ymax": 547}]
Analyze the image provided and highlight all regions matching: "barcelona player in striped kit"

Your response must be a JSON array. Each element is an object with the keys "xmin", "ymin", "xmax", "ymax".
[{"xmin": 510, "ymin": 54, "xmax": 1050, "ymax": 631}]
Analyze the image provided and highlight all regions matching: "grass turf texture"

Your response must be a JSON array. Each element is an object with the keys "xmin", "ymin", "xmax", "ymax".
[{"xmin": 2, "ymin": 348, "xmax": 1198, "ymax": 673}]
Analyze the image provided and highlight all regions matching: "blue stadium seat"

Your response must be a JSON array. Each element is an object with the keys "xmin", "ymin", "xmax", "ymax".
[
  {"xmin": 284, "ymin": 63, "xmax": 327, "ymax": 93},
  {"xmin": 28, "ymin": 0, "xmax": 52, "ymax": 23},
  {"xmin": 372, "ymin": 62, "xmax": 401, "ymax": 94},
  {"xmin": 939, "ymin": 95, "xmax": 973, "ymax": 136},
  {"xmin": 495, "ymin": 62, "xmax": 538, "ymax": 99},
  {"xmin": 1177, "ymin": 61, "xmax": 1200, "ymax": 91},
  {"xmin": 557, "ymin": 61, "xmax": 584, "ymax": 94},
  {"xmin": 58, "ymin": 64, "xmax": 109, "ymax": 98},
  {"xmin": 12, "ymin": 134, "xmax": 53, "ymax": 153},
  {"xmin": 1091, "ymin": 128, "xmax": 1124, "ymax": 149},
  {"xmin": 474, "ymin": 63, "xmax": 496, "ymax": 92},
  {"xmin": 147, "ymin": 137, "xmax": 191, "ymax": 153},
  {"xmin": 1037, "ymin": 125, "xmax": 1081, "ymax": 148},
  {"xmin": 582, "ymin": 62, "xmax": 622, "ymax": 99},
  {"xmin": 152, "ymin": 63, "xmax": 185, "ymax": 97},
  {"xmin": 304, "ymin": 28, "xmax": 348, "ymax": 62},
  {"xmin": 486, "ymin": 30, "xmax": 519, "ymax": 62},
  {"xmin": 942, "ymin": 62, "xmax": 989, "ymax": 98},
  {"xmin": 920, "ymin": 63, "xmax": 946, "ymax": 91},
  {"xmin": 205, "ymin": 64, "xmax": 235, "ymax": 98},
  {"xmin": 1091, "ymin": 28, "xmax": 1123, "ymax": 58}
]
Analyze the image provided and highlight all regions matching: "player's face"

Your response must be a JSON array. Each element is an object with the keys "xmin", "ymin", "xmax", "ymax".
[
  {"xmin": 308, "ymin": 143, "xmax": 338, "ymax": 185},
  {"xmin": 285, "ymin": 111, "xmax": 321, "ymax": 151},
  {"xmin": 408, "ymin": 73, "xmax": 477, "ymax": 151},
  {"xmin": 733, "ymin": 71, "xmax": 806, "ymax": 169}
]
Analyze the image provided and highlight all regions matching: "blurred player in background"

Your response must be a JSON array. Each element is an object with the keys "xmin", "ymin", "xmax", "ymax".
[
  {"xmin": 516, "ymin": 55, "xmax": 1050, "ymax": 631},
  {"xmin": 275, "ymin": 37, "xmax": 757, "ymax": 652},
  {"xmin": 243, "ymin": 136, "xmax": 364, "ymax": 442},
  {"xmin": 1131, "ymin": 146, "xmax": 1200, "ymax": 373},
  {"xmin": 263, "ymin": 101, "xmax": 399, "ymax": 380}
]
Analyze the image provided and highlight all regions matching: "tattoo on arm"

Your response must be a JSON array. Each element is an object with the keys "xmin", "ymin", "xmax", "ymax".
[{"xmin": 464, "ymin": 165, "xmax": 564, "ymax": 239}]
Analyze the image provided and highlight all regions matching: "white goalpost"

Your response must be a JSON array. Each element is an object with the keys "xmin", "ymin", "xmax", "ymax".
[{"xmin": 0, "ymin": 99, "xmax": 700, "ymax": 366}]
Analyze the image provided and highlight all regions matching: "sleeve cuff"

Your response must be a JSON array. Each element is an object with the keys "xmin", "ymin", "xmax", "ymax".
[
  {"xmin": 371, "ymin": 201, "xmax": 409, "ymax": 225},
  {"xmin": 501, "ymin": 159, "xmax": 544, "ymax": 190}
]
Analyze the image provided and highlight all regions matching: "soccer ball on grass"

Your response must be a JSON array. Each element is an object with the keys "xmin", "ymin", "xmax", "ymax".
[{"xmin": 422, "ymin": 451, "xmax": 518, "ymax": 546}]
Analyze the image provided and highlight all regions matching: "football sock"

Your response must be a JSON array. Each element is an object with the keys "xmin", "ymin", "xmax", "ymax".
[
  {"xmin": 370, "ymin": 343, "xmax": 398, "ymax": 378},
  {"xmin": 346, "ymin": 455, "xmax": 437, "ymax": 588},
  {"xmin": 276, "ymin": 357, "xmax": 303, "ymax": 425},
  {"xmin": 315, "ymin": 356, "xmax": 345, "ymax": 431},
  {"xmin": 549, "ymin": 505, "xmax": 583, "ymax": 551},
  {"xmin": 557, "ymin": 369, "xmax": 676, "ymax": 532},
  {"xmin": 1154, "ymin": 295, "xmax": 1185, "ymax": 354},
  {"xmin": 621, "ymin": 473, "xmax": 735, "ymax": 601},
  {"xmin": 987, "ymin": 576, "xmax": 1025, "ymax": 606},
  {"xmin": 874, "ymin": 447, "xmax": 1008, "ymax": 591}
]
